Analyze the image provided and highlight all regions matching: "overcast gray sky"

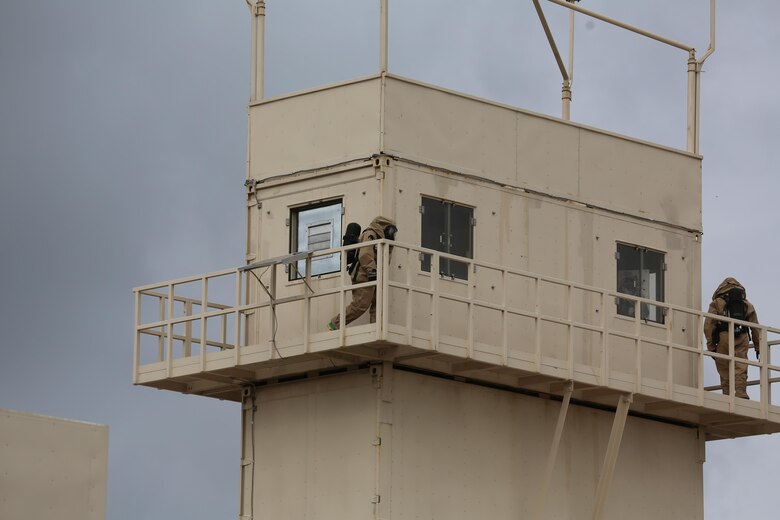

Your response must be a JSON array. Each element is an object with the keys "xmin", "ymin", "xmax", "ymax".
[{"xmin": 1, "ymin": 1, "xmax": 778, "ymax": 518}]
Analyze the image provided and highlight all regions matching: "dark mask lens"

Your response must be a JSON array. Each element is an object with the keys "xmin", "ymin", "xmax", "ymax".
[{"xmin": 385, "ymin": 225, "xmax": 397, "ymax": 240}]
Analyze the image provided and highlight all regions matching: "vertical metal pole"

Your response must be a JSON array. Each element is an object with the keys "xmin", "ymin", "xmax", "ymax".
[
  {"xmin": 562, "ymin": 8, "xmax": 574, "ymax": 120},
  {"xmin": 379, "ymin": 0, "xmax": 389, "ymax": 73},
  {"xmin": 686, "ymin": 53, "xmax": 698, "ymax": 154},
  {"xmin": 593, "ymin": 393, "xmax": 632, "ymax": 520},
  {"xmin": 533, "ymin": 381, "xmax": 574, "ymax": 520},
  {"xmin": 250, "ymin": 1, "xmax": 266, "ymax": 102}
]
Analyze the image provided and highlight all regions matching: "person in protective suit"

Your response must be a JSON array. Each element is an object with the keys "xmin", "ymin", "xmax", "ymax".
[
  {"xmin": 703, "ymin": 277, "xmax": 761, "ymax": 399},
  {"xmin": 328, "ymin": 216, "xmax": 397, "ymax": 330}
]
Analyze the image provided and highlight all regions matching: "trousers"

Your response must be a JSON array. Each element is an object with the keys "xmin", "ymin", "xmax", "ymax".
[
  {"xmin": 713, "ymin": 332, "xmax": 750, "ymax": 398},
  {"xmin": 329, "ymin": 266, "xmax": 376, "ymax": 330}
]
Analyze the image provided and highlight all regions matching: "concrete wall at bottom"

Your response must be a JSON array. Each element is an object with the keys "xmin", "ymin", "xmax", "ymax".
[{"xmin": 247, "ymin": 367, "xmax": 703, "ymax": 520}]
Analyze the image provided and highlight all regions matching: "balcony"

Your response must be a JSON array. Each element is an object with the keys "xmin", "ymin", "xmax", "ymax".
[{"xmin": 133, "ymin": 241, "xmax": 780, "ymax": 440}]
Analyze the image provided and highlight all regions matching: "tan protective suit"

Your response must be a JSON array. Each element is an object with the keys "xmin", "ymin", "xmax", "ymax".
[
  {"xmin": 330, "ymin": 216, "xmax": 396, "ymax": 330},
  {"xmin": 703, "ymin": 277, "xmax": 760, "ymax": 398}
]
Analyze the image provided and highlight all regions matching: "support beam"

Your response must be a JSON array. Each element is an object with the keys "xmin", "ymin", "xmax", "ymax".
[
  {"xmin": 533, "ymin": 381, "xmax": 574, "ymax": 520},
  {"xmin": 593, "ymin": 393, "xmax": 633, "ymax": 520}
]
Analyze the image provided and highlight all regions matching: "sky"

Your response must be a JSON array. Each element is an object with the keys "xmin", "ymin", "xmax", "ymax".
[{"xmin": 0, "ymin": 1, "xmax": 778, "ymax": 518}]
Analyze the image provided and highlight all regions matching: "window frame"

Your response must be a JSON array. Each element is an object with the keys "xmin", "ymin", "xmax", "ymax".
[
  {"xmin": 420, "ymin": 196, "xmax": 475, "ymax": 280},
  {"xmin": 615, "ymin": 242, "xmax": 666, "ymax": 324},
  {"xmin": 289, "ymin": 199, "xmax": 343, "ymax": 280}
]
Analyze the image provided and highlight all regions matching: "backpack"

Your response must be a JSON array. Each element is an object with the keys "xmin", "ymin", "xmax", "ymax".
[
  {"xmin": 713, "ymin": 287, "xmax": 750, "ymax": 342},
  {"xmin": 724, "ymin": 287, "xmax": 747, "ymax": 322},
  {"xmin": 343, "ymin": 222, "xmax": 361, "ymax": 273}
]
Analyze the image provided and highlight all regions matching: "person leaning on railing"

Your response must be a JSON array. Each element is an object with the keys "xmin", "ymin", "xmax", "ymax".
[
  {"xmin": 327, "ymin": 216, "xmax": 397, "ymax": 331},
  {"xmin": 703, "ymin": 277, "xmax": 761, "ymax": 399}
]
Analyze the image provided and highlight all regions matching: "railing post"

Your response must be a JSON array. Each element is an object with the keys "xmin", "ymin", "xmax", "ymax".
[
  {"xmin": 567, "ymin": 284, "xmax": 574, "ymax": 379},
  {"xmin": 634, "ymin": 297, "xmax": 642, "ymax": 393},
  {"xmin": 269, "ymin": 264, "xmax": 277, "ymax": 358},
  {"xmin": 760, "ymin": 326, "xmax": 769, "ymax": 417},
  {"xmin": 600, "ymin": 291, "xmax": 608, "ymax": 387},
  {"xmin": 432, "ymin": 252, "xmax": 440, "ymax": 351},
  {"xmin": 303, "ymin": 256, "xmax": 312, "ymax": 353},
  {"xmin": 234, "ymin": 270, "xmax": 242, "ymax": 366},
  {"xmin": 184, "ymin": 301, "xmax": 193, "ymax": 357},
  {"xmin": 666, "ymin": 307, "xmax": 674, "ymax": 399},
  {"xmin": 501, "ymin": 269, "xmax": 508, "ymax": 366},
  {"xmin": 697, "ymin": 314, "xmax": 705, "ymax": 407},
  {"xmin": 200, "ymin": 278, "xmax": 208, "ymax": 372},
  {"xmin": 376, "ymin": 242, "xmax": 385, "ymax": 341},
  {"xmin": 133, "ymin": 290, "xmax": 141, "ymax": 385},
  {"xmin": 467, "ymin": 260, "xmax": 475, "ymax": 359},
  {"xmin": 728, "ymin": 322, "xmax": 735, "ymax": 412},
  {"xmin": 534, "ymin": 277, "xmax": 542, "ymax": 373},
  {"xmin": 405, "ymin": 246, "xmax": 413, "ymax": 346},
  {"xmin": 166, "ymin": 284, "xmax": 174, "ymax": 378},
  {"xmin": 158, "ymin": 295, "xmax": 165, "ymax": 362}
]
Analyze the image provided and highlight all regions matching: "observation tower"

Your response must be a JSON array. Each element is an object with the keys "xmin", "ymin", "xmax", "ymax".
[{"xmin": 133, "ymin": 1, "xmax": 780, "ymax": 518}]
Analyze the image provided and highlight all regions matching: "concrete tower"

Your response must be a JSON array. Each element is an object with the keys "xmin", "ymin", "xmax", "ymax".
[{"xmin": 133, "ymin": 2, "xmax": 780, "ymax": 518}]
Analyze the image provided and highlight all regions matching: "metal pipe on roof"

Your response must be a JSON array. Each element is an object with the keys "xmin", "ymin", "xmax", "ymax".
[{"xmin": 545, "ymin": 0, "xmax": 694, "ymax": 52}]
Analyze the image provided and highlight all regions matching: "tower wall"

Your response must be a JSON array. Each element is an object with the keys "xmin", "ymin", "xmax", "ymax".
[{"xmin": 245, "ymin": 367, "xmax": 703, "ymax": 519}]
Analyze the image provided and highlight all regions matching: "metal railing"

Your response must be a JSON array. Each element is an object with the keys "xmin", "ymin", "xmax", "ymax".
[{"xmin": 133, "ymin": 240, "xmax": 780, "ymax": 417}]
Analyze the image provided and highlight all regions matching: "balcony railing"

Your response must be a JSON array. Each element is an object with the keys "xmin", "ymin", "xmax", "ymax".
[{"xmin": 133, "ymin": 240, "xmax": 780, "ymax": 422}]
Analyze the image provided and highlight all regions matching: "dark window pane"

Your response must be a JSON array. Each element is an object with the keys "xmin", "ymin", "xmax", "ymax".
[
  {"xmin": 640, "ymin": 249, "xmax": 664, "ymax": 323},
  {"xmin": 616, "ymin": 244, "xmax": 641, "ymax": 318},
  {"xmin": 445, "ymin": 203, "xmax": 473, "ymax": 279},
  {"xmin": 421, "ymin": 197, "xmax": 447, "ymax": 273},
  {"xmin": 616, "ymin": 243, "xmax": 665, "ymax": 323}
]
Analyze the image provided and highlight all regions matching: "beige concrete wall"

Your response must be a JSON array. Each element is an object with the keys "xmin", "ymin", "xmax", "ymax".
[
  {"xmin": 248, "ymin": 77, "xmax": 382, "ymax": 180},
  {"xmin": 246, "ymin": 368, "xmax": 703, "ymax": 520},
  {"xmin": 381, "ymin": 75, "xmax": 702, "ymax": 232},
  {"xmin": 0, "ymin": 409, "xmax": 108, "ymax": 520}
]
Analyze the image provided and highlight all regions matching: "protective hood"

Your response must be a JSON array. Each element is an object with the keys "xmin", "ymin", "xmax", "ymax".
[
  {"xmin": 366, "ymin": 216, "xmax": 397, "ymax": 239},
  {"xmin": 713, "ymin": 277, "xmax": 746, "ymax": 300}
]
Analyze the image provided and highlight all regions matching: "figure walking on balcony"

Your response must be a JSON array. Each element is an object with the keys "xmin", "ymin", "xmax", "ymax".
[
  {"xmin": 703, "ymin": 277, "xmax": 761, "ymax": 399},
  {"xmin": 328, "ymin": 216, "xmax": 397, "ymax": 330}
]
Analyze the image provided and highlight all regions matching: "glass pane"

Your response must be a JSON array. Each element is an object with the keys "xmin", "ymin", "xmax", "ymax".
[
  {"xmin": 445, "ymin": 203, "xmax": 473, "ymax": 280},
  {"xmin": 292, "ymin": 202, "xmax": 342, "ymax": 278},
  {"xmin": 640, "ymin": 249, "xmax": 665, "ymax": 323},
  {"xmin": 421, "ymin": 197, "xmax": 447, "ymax": 273},
  {"xmin": 616, "ymin": 243, "xmax": 640, "ymax": 318}
]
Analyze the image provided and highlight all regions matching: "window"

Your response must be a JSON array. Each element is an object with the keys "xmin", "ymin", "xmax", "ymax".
[
  {"xmin": 616, "ymin": 243, "xmax": 665, "ymax": 323},
  {"xmin": 420, "ymin": 196, "xmax": 474, "ymax": 280},
  {"xmin": 290, "ymin": 200, "xmax": 342, "ymax": 278}
]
